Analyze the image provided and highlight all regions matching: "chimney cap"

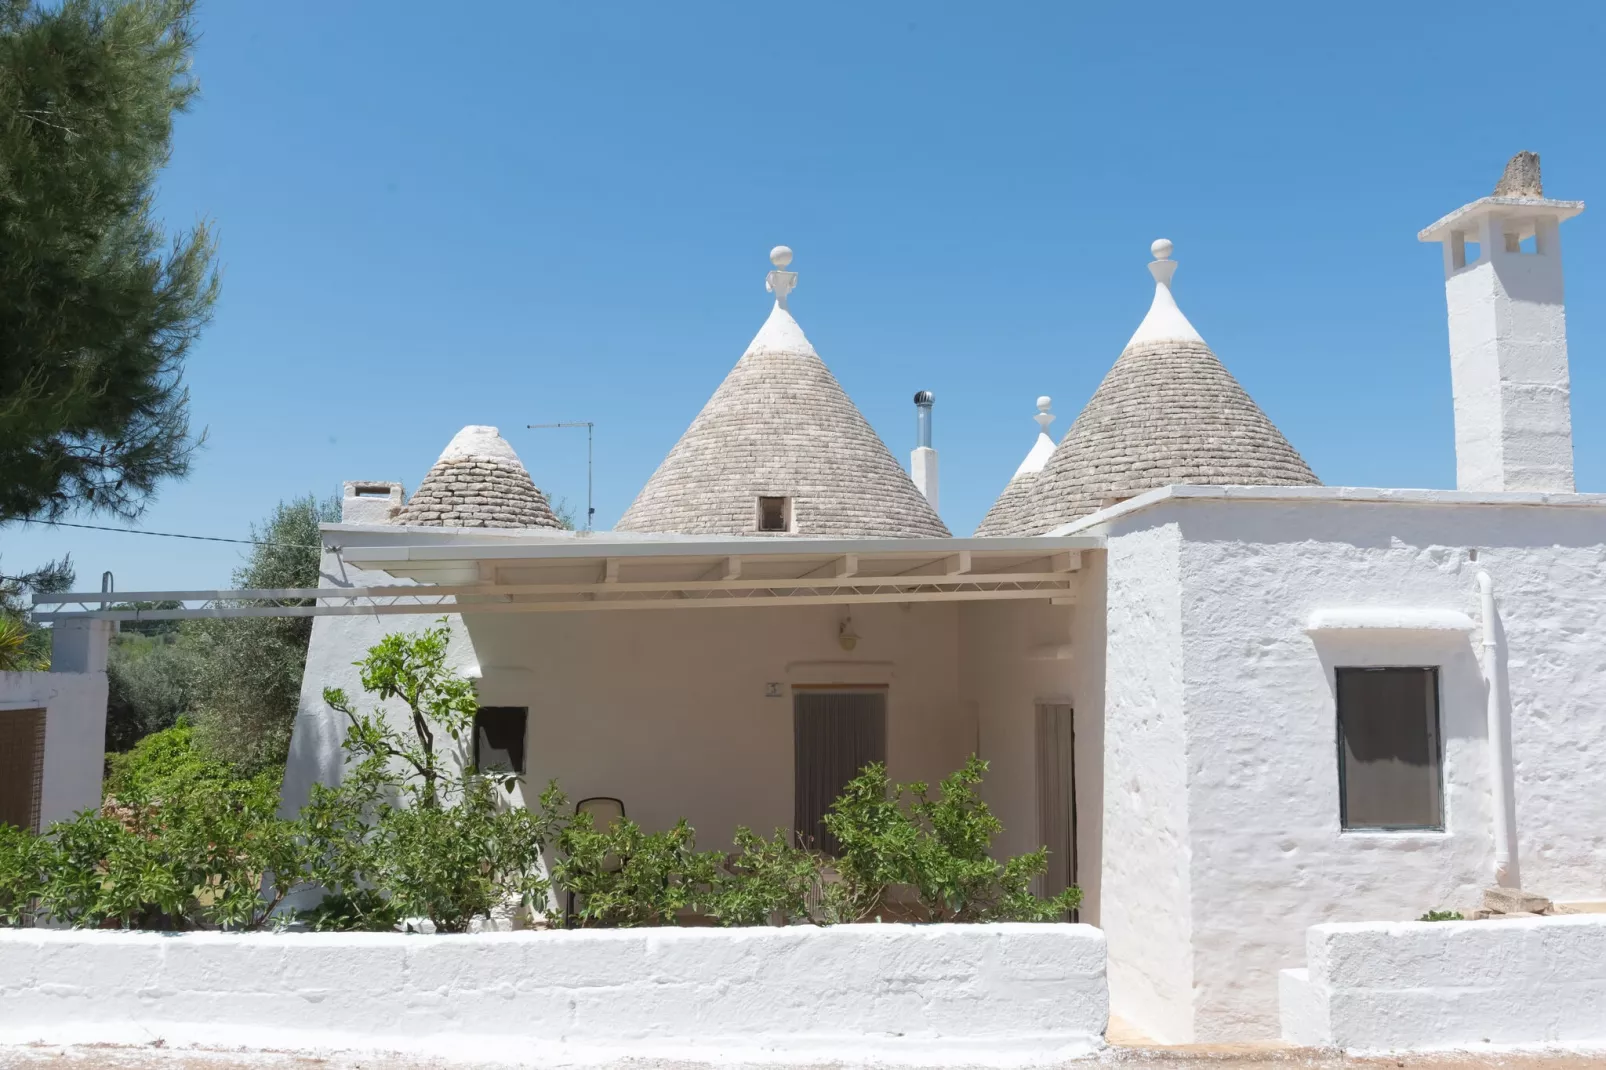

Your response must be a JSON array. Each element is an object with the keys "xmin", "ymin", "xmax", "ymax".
[
  {"xmin": 1493, "ymin": 151, "xmax": 1543, "ymax": 198},
  {"xmin": 914, "ymin": 390, "xmax": 935, "ymax": 406}
]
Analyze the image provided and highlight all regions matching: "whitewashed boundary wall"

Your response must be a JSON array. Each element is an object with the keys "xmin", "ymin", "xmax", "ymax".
[
  {"xmin": 1281, "ymin": 916, "xmax": 1606, "ymax": 1052},
  {"xmin": 0, "ymin": 925, "xmax": 1108, "ymax": 1065}
]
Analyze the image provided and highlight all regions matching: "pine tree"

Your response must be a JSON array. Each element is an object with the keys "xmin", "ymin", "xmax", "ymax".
[{"xmin": 0, "ymin": 0, "xmax": 218, "ymax": 523}]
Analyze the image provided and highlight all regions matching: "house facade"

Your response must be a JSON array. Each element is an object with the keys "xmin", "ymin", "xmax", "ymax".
[{"xmin": 268, "ymin": 153, "xmax": 1606, "ymax": 1043}]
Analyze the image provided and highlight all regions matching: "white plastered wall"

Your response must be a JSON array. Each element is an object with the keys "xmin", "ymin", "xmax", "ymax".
[
  {"xmin": 1097, "ymin": 524, "xmax": 1195, "ymax": 1042},
  {"xmin": 0, "ymin": 670, "xmax": 108, "ymax": 828},
  {"xmin": 285, "ymin": 525, "xmax": 977, "ymax": 849},
  {"xmin": 956, "ymin": 557, "xmax": 1105, "ymax": 925},
  {"xmin": 279, "ymin": 534, "xmax": 474, "ymax": 818},
  {"xmin": 467, "ymin": 599, "xmax": 969, "ymax": 846},
  {"xmin": 1099, "ymin": 494, "xmax": 1606, "ymax": 1042}
]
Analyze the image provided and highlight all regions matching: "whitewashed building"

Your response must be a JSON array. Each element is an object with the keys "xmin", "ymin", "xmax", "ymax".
[{"xmin": 37, "ymin": 152, "xmax": 1602, "ymax": 1044}]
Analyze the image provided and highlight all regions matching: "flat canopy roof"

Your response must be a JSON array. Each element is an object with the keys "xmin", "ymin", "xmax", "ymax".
[{"xmin": 35, "ymin": 532, "xmax": 1101, "ymax": 622}]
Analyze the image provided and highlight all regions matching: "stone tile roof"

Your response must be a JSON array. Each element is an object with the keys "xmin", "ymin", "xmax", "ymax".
[
  {"xmin": 1000, "ymin": 243, "xmax": 1319, "ymax": 535},
  {"xmin": 616, "ymin": 275, "xmax": 949, "ymax": 538},
  {"xmin": 394, "ymin": 425, "xmax": 563, "ymax": 529},
  {"xmin": 975, "ymin": 397, "xmax": 1057, "ymax": 537}
]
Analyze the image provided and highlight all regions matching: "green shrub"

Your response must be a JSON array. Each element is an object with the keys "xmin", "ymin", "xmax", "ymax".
[
  {"xmin": 0, "ymin": 822, "xmax": 52, "ymax": 925},
  {"xmin": 706, "ymin": 827, "xmax": 822, "ymax": 927},
  {"xmin": 37, "ymin": 770, "xmax": 302, "ymax": 931},
  {"xmin": 104, "ymin": 722, "xmax": 229, "ymax": 800},
  {"xmin": 824, "ymin": 756, "xmax": 1081, "ymax": 923},
  {"xmin": 378, "ymin": 776, "xmax": 559, "ymax": 932},
  {"xmin": 554, "ymin": 811, "xmax": 722, "ymax": 928},
  {"xmin": 1418, "ymin": 909, "xmax": 1464, "ymax": 922}
]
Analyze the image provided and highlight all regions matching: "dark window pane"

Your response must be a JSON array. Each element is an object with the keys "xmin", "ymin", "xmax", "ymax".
[
  {"xmin": 1336, "ymin": 667, "xmax": 1441, "ymax": 830},
  {"xmin": 793, "ymin": 690, "xmax": 887, "ymax": 854},
  {"xmin": 474, "ymin": 706, "xmax": 527, "ymax": 775}
]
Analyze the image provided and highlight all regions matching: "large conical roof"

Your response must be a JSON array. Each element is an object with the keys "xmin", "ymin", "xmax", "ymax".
[
  {"xmin": 616, "ymin": 248, "xmax": 949, "ymax": 538},
  {"xmin": 1011, "ymin": 240, "xmax": 1318, "ymax": 535},
  {"xmin": 395, "ymin": 425, "xmax": 563, "ymax": 529},
  {"xmin": 975, "ymin": 396, "xmax": 1057, "ymax": 536}
]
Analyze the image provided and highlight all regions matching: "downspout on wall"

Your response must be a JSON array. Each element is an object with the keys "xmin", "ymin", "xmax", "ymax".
[{"xmin": 1478, "ymin": 571, "xmax": 1520, "ymax": 888}]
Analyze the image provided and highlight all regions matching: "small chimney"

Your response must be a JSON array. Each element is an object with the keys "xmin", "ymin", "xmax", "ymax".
[
  {"xmin": 1418, "ymin": 152, "xmax": 1585, "ymax": 493},
  {"xmin": 342, "ymin": 480, "xmax": 405, "ymax": 524},
  {"xmin": 911, "ymin": 390, "xmax": 939, "ymax": 513}
]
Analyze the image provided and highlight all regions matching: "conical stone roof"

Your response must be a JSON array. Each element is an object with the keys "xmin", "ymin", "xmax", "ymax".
[
  {"xmin": 395, "ymin": 425, "xmax": 563, "ymax": 529},
  {"xmin": 975, "ymin": 396, "xmax": 1057, "ymax": 536},
  {"xmin": 1010, "ymin": 240, "xmax": 1319, "ymax": 535},
  {"xmin": 616, "ymin": 248, "xmax": 949, "ymax": 539}
]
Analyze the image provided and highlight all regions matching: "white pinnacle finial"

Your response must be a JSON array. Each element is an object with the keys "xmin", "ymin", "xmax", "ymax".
[
  {"xmin": 1126, "ymin": 236, "xmax": 1203, "ymax": 347},
  {"xmin": 766, "ymin": 245, "xmax": 798, "ymax": 309},
  {"xmin": 1033, "ymin": 396, "xmax": 1054, "ymax": 434},
  {"xmin": 1148, "ymin": 238, "xmax": 1177, "ymax": 286}
]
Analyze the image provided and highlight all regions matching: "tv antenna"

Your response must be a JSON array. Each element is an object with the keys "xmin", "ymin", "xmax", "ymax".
[{"xmin": 527, "ymin": 421, "xmax": 595, "ymax": 531}]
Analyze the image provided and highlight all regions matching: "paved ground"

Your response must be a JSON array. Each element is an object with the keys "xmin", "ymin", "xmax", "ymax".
[{"xmin": 3, "ymin": 1045, "xmax": 1605, "ymax": 1070}]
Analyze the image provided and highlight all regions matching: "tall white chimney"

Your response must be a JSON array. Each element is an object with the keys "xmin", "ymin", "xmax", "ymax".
[
  {"xmin": 911, "ymin": 390, "xmax": 938, "ymax": 512},
  {"xmin": 1419, "ymin": 152, "xmax": 1585, "ymax": 493}
]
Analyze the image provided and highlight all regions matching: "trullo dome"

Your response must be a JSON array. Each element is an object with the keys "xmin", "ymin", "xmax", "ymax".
[
  {"xmin": 394, "ymin": 425, "xmax": 563, "ymax": 529},
  {"xmin": 616, "ymin": 247, "xmax": 949, "ymax": 538},
  {"xmin": 1005, "ymin": 240, "xmax": 1319, "ymax": 535}
]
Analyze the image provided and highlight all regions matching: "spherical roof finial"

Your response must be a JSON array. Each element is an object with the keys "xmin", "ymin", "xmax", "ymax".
[
  {"xmin": 1151, "ymin": 238, "xmax": 1174, "ymax": 261},
  {"xmin": 1036, "ymin": 395, "xmax": 1052, "ymax": 412},
  {"xmin": 770, "ymin": 245, "xmax": 794, "ymax": 268}
]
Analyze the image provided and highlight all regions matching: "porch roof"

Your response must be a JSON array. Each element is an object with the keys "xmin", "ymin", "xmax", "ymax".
[{"xmin": 34, "ymin": 530, "xmax": 1101, "ymax": 622}]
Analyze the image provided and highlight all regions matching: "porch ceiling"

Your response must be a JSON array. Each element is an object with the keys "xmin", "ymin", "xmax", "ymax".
[{"xmin": 35, "ymin": 535, "xmax": 1100, "ymax": 622}]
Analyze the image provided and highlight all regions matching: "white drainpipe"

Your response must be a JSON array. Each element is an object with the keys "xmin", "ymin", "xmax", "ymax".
[{"xmin": 1478, "ymin": 571, "xmax": 1520, "ymax": 888}]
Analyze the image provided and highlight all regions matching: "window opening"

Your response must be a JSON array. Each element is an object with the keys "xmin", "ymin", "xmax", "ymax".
[
  {"xmin": 758, "ymin": 495, "xmax": 790, "ymax": 532},
  {"xmin": 473, "ymin": 706, "xmax": 528, "ymax": 776},
  {"xmin": 1336, "ymin": 667, "xmax": 1442, "ymax": 831}
]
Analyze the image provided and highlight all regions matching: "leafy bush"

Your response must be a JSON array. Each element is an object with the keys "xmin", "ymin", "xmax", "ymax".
[
  {"xmin": 706, "ymin": 827, "xmax": 822, "ymax": 927},
  {"xmin": 824, "ymin": 756, "xmax": 1081, "ymax": 923},
  {"xmin": 1418, "ymin": 909, "xmax": 1464, "ymax": 922},
  {"xmin": 40, "ymin": 773, "xmax": 300, "ymax": 931},
  {"xmin": 105, "ymin": 625, "xmax": 196, "ymax": 752},
  {"xmin": 554, "ymin": 811, "xmax": 722, "ymax": 927},
  {"xmin": 0, "ymin": 823, "xmax": 52, "ymax": 925}
]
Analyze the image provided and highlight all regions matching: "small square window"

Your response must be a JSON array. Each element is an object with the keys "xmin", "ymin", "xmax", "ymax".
[
  {"xmin": 1336, "ymin": 667, "xmax": 1442, "ymax": 831},
  {"xmin": 474, "ymin": 707, "xmax": 527, "ymax": 776},
  {"xmin": 757, "ymin": 495, "xmax": 791, "ymax": 532}
]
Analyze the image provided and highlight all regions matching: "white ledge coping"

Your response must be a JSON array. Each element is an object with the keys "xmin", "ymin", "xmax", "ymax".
[
  {"xmin": 0, "ymin": 925, "xmax": 1109, "ymax": 1066},
  {"xmin": 1304, "ymin": 607, "xmax": 1476, "ymax": 634},
  {"xmin": 1049, "ymin": 484, "xmax": 1606, "ymax": 537}
]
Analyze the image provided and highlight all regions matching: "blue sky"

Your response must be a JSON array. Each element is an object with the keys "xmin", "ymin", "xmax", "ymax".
[{"xmin": 6, "ymin": 0, "xmax": 1605, "ymax": 592}]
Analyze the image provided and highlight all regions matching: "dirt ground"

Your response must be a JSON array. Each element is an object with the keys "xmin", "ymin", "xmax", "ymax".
[{"xmin": 3, "ymin": 1044, "xmax": 1605, "ymax": 1070}]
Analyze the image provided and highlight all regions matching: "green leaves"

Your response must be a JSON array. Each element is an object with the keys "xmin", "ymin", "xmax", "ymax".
[
  {"xmin": 554, "ymin": 812, "xmax": 722, "ymax": 928},
  {"xmin": 0, "ymin": 0, "xmax": 219, "ymax": 523},
  {"xmin": 329, "ymin": 619, "xmax": 478, "ymax": 810},
  {"xmin": 825, "ymin": 755, "xmax": 1082, "ymax": 923}
]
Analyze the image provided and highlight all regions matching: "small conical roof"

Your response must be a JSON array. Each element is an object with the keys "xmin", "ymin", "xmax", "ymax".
[
  {"xmin": 616, "ymin": 248, "xmax": 949, "ymax": 538},
  {"xmin": 975, "ymin": 397, "xmax": 1056, "ymax": 536},
  {"xmin": 1013, "ymin": 240, "xmax": 1319, "ymax": 534},
  {"xmin": 395, "ymin": 425, "xmax": 563, "ymax": 529}
]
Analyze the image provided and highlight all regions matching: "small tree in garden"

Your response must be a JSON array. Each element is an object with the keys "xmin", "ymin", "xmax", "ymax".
[
  {"xmin": 824, "ymin": 756, "xmax": 1082, "ymax": 923},
  {"xmin": 307, "ymin": 619, "xmax": 559, "ymax": 932},
  {"xmin": 322, "ymin": 619, "xmax": 483, "ymax": 809}
]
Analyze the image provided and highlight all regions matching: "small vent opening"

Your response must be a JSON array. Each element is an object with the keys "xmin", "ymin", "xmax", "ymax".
[{"xmin": 757, "ymin": 496, "xmax": 791, "ymax": 532}]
